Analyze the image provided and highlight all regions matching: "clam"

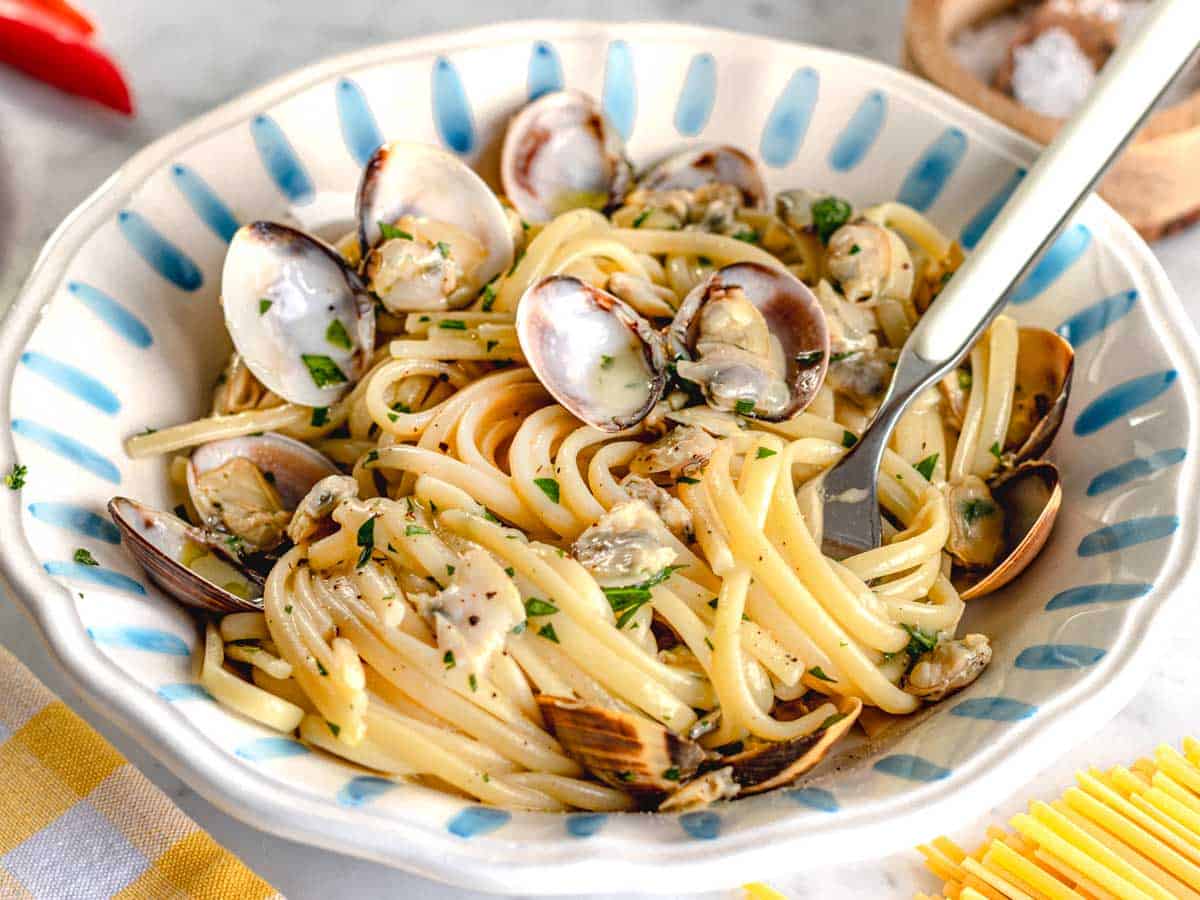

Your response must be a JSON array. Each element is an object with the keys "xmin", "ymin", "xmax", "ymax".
[
  {"xmin": 627, "ymin": 425, "xmax": 718, "ymax": 481},
  {"xmin": 904, "ymin": 634, "xmax": 992, "ymax": 702},
  {"xmin": 108, "ymin": 497, "xmax": 263, "ymax": 613},
  {"xmin": 1005, "ymin": 327, "xmax": 1074, "ymax": 463},
  {"xmin": 537, "ymin": 695, "xmax": 705, "ymax": 806},
  {"xmin": 635, "ymin": 145, "xmax": 767, "ymax": 211},
  {"xmin": 955, "ymin": 461, "xmax": 1063, "ymax": 600},
  {"xmin": 668, "ymin": 263, "xmax": 830, "ymax": 421},
  {"xmin": 187, "ymin": 433, "xmax": 340, "ymax": 552},
  {"xmin": 516, "ymin": 275, "xmax": 668, "ymax": 432},
  {"xmin": 825, "ymin": 220, "xmax": 914, "ymax": 302},
  {"xmin": 659, "ymin": 766, "xmax": 740, "ymax": 812},
  {"xmin": 222, "ymin": 222, "xmax": 375, "ymax": 408},
  {"xmin": 713, "ymin": 697, "xmax": 862, "ymax": 795},
  {"xmin": 572, "ymin": 500, "xmax": 677, "ymax": 587},
  {"xmin": 356, "ymin": 141, "xmax": 514, "ymax": 310},
  {"xmin": 501, "ymin": 90, "xmax": 632, "ymax": 224}
]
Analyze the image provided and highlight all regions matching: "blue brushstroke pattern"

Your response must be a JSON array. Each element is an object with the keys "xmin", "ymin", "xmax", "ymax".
[
  {"xmin": 674, "ymin": 53, "xmax": 716, "ymax": 136},
  {"xmin": 1015, "ymin": 645, "xmax": 1107, "ymax": 670},
  {"xmin": 896, "ymin": 128, "xmax": 967, "ymax": 212},
  {"xmin": 87, "ymin": 625, "xmax": 187, "ymax": 655},
  {"xmin": 28, "ymin": 503, "xmax": 120, "ymax": 543},
  {"xmin": 337, "ymin": 775, "xmax": 397, "ymax": 807},
  {"xmin": 565, "ymin": 813, "xmax": 608, "ymax": 838},
  {"xmin": 117, "ymin": 210, "xmax": 203, "ymax": 292},
  {"xmin": 431, "ymin": 57, "xmax": 476, "ymax": 155},
  {"xmin": 235, "ymin": 737, "xmax": 310, "ymax": 761},
  {"xmin": 679, "ymin": 811, "xmax": 721, "ymax": 840},
  {"xmin": 336, "ymin": 78, "xmax": 384, "ymax": 167},
  {"xmin": 760, "ymin": 68, "xmax": 819, "ymax": 168},
  {"xmin": 1010, "ymin": 224, "xmax": 1091, "ymax": 304},
  {"xmin": 951, "ymin": 697, "xmax": 1037, "ymax": 722},
  {"xmin": 873, "ymin": 755, "xmax": 951, "ymax": 783},
  {"xmin": 828, "ymin": 90, "xmax": 886, "ymax": 171},
  {"xmin": 1074, "ymin": 370, "xmax": 1177, "ymax": 436},
  {"xmin": 169, "ymin": 164, "xmax": 239, "ymax": 244},
  {"xmin": 527, "ymin": 41, "xmax": 563, "ymax": 101},
  {"xmin": 250, "ymin": 115, "xmax": 315, "ymax": 204},
  {"xmin": 1078, "ymin": 516, "xmax": 1179, "ymax": 557},
  {"xmin": 66, "ymin": 282, "xmax": 153, "ymax": 349},
  {"xmin": 12, "ymin": 419, "xmax": 120, "ymax": 483},
  {"xmin": 156, "ymin": 683, "xmax": 213, "ymax": 702},
  {"xmin": 788, "ymin": 786, "xmax": 838, "ymax": 812},
  {"xmin": 19, "ymin": 352, "xmax": 119, "ymax": 414},
  {"xmin": 1057, "ymin": 290, "xmax": 1138, "ymax": 347},
  {"xmin": 447, "ymin": 806, "xmax": 511, "ymax": 838},
  {"xmin": 1087, "ymin": 448, "xmax": 1186, "ymax": 496},
  {"xmin": 1046, "ymin": 582, "xmax": 1152, "ymax": 610},
  {"xmin": 961, "ymin": 169, "xmax": 1024, "ymax": 249},
  {"xmin": 602, "ymin": 41, "xmax": 636, "ymax": 141},
  {"xmin": 46, "ymin": 562, "xmax": 145, "ymax": 595}
]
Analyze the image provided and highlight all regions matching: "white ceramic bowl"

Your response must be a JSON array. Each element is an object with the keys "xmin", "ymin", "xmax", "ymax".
[{"xmin": 2, "ymin": 20, "xmax": 1199, "ymax": 895}]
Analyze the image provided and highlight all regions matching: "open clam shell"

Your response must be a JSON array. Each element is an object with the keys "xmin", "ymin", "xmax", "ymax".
[
  {"xmin": 668, "ymin": 262, "xmax": 830, "ymax": 421},
  {"xmin": 1006, "ymin": 327, "xmax": 1074, "ymax": 463},
  {"xmin": 957, "ymin": 461, "xmax": 1063, "ymax": 600},
  {"xmin": 356, "ymin": 141, "xmax": 514, "ymax": 294},
  {"xmin": 222, "ymin": 222, "xmax": 375, "ymax": 408},
  {"xmin": 537, "ymin": 696, "xmax": 705, "ymax": 805},
  {"xmin": 714, "ymin": 697, "xmax": 862, "ymax": 796},
  {"xmin": 108, "ymin": 497, "xmax": 263, "ymax": 613},
  {"xmin": 516, "ymin": 275, "xmax": 668, "ymax": 432},
  {"xmin": 636, "ymin": 145, "xmax": 767, "ymax": 210},
  {"xmin": 501, "ymin": 90, "xmax": 633, "ymax": 224}
]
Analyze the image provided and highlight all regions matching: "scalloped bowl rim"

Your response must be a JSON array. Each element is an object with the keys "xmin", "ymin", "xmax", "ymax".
[{"xmin": 1, "ymin": 20, "xmax": 1199, "ymax": 895}]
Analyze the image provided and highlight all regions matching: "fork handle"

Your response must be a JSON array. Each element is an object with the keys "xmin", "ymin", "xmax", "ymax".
[{"xmin": 905, "ymin": 0, "xmax": 1198, "ymax": 375}]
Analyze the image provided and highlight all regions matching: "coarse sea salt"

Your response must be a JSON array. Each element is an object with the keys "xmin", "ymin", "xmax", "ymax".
[{"xmin": 1011, "ymin": 26, "xmax": 1097, "ymax": 118}]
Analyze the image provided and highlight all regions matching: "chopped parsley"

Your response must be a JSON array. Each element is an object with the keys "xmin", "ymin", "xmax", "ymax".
[
  {"xmin": 310, "ymin": 406, "xmax": 330, "ymax": 427},
  {"xmin": 902, "ymin": 623, "xmax": 938, "ymax": 658},
  {"xmin": 326, "ymin": 721, "xmax": 341, "ymax": 737},
  {"xmin": 615, "ymin": 771, "xmax": 634, "ymax": 782},
  {"xmin": 404, "ymin": 525, "xmax": 430, "ymax": 536},
  {"xmin": 316, "ymin": 659, "xmax": 329, "ymax": 676},
  {"xmin": 446, "ymin": 564, "xmax": 456, "ymax": 577},
  {"xmin": 480, "ymin": 280, "xmax": 498, "ymax": 312},
  {"xmin": 537, "ymin": 623, "xmax": 559, "ymax": 643},
  {"xmin": 734, "ymin": 398, "xmax": 755, "ymax": 416},
  {"xmin": 325, "ymin": 319, "xmax": 352, "ymax": 351},
  {"xmin": 820, "ymin": 712, "xmax": 848, "ymax": 731},
  {"xmin": 989, "ymin": 441, "xmax": 1003, "ymax": 463},
  {"xmin": 301, "ymin": 354, "xmax": 348, "ymax": 389},
  {"xmin": 829, "ymin": 351, "xmax": 859, "ymax": 363},
  {"xmin": 676, "ymin": 475, "xmax": 701, "ymax": 485},
  {"xmin": 533, "ymin": 477, "xmax": 560, "ymax": 503},
  {"xmin": 355, "ymin": 516, "xmax": 377, "ymax": 568},
  {"xmin": 810, "ymin": 195, "xmax": 852, "ymax": 243},
  {"xmin": 808, "ymin": 666, "xmax": 836, "ymax": 683},
  {"xmin": 524, "ymin": 597, "xmax": 558, "ymax": 617},
  {"xmin": 258, "ymin": 298, "xmax": 273, "ymax": 315},
  {"xmin": 4, "ymin": 464, "xmax": 27, "ymax": 490},
  {"xmin": 485, "ymin": 340, "xmax": 499, "ymax": 353},
  {"xmin": 842, "ymin": 430, "xmax": 858, "ymax": 448},
  {"xmin": 365, "ymin": 449, "xmax": 379, "ymax": 464},
  {"xmin": 468, "ymin": 673, "xmax": 478, "ymax": 692},
  {"xmin": 960, "ymin": 498, "xmax": 997, "ymax": 525},
  {"xmin": 663, "ymin": 767, "xmax": 681, "ymax": 781},
  {"xmin": 443, "ymin": 650, "xmax": 456, "ymax": 669},
  {"xmin": 632, "ymin": 209, "xmax": 653, "ymax": 228},
  {"xmin": 482, "ymin": 509, "xmax": 501, "ymax": 524},
  {"xmin": 795, "ymin": 349, "xmax": 825, "ymax": 367},
  {"xmin": 756, "ymin": 447, "xmax": 777, "ymax": 459},
  {"xmin": 504, "ymin": 566, "xmax": 515, "ymax": 577},
  {"xmin": 602, "ymin": 566, "xmax": 684, "ymax": 629},
  {"xmin": 849, "ymin": 244, "xmax": 861, "ymax": 255},
  {"xmin": 732, "ymin": 228, "xmax": 759, "ymax": 244},
  {"xmin": 957, "ymin": 370, "xmax": 972, "ymax": 390},
  {"xmin": 378, "ymin": 221, "xmax": 413, "ymax": 242},
  {"xmin": 914, "ymin": 453, "xmax": 939, "ymax": 481},
  {"xmin": 435, "ymin": 240, "xmax": 451, "ymax": 258},
  {"xmin": 438, "ymin": 319, "xmax": 467, "ymax": 330},
  {"xmin": 73, "ymin": 548, "xmax": 98, "ymax": 567},
  {"xmin": 600, "ymin": 355, "xmax": 614, "ymax": 370}
]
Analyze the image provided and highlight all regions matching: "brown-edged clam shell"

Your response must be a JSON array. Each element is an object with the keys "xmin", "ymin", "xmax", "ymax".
[{"xmin": 636, "ymin": 145, "xmax": 767, "ymax": 210}]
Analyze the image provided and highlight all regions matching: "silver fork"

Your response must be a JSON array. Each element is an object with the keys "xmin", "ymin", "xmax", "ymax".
[{"xmin": 819, "ymin": 0, "xmax": 1199, "ymax": 560}]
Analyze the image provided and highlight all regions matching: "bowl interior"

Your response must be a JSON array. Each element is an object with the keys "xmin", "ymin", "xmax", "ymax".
[{"xmin": 4, "ymin": 21, "xmax": 1198, "ymax": 893}]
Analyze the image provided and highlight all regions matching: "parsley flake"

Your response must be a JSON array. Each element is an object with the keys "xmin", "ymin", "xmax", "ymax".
[
  {"xmin": 810, "ymin": 196, "xmax": 852, "ymax": 243},
  {"xmin": 533, "ymin": 477, "xmax": 560, "ymax": 503},
  {"xmin": 378, "ymin": 221, "xmax": 413, "ymax": 242},
  {"xmin": 258, "ymin": 298, "xmax": 273, "ymax": 315},
  {"xmin": 356, "ymin": 516, "xmax": 377, "ymax": 568},
  {"xmin": 734, "ymin": 398, "xmax": 755, "ymax": 416},
  {"xmin": 301, "ymin": 354, "xmax": 348, "ymax": 389},
  {"xmin": 443, "ymin": 650, "xmax": 456, "ymax": 669},
  {"xmin": 310, "ymin": 406, "xmax": 330, "ymax": 427},
  {"xmin": 537, "ymin": 623, "xmax": 559, "ymax": 643},
  {"xmin": 842, "ymin": 430, "xmax": 857, "ymax": 448},
  {"xmin": 914, "ymin": 453, "xmax": 939, "ymax": 481},
  {"xmin": 632, "ymin": 209, "xmax": 653, "ymax": 228},
  {"xmin": 756, "ymin": 447, "xmax": 777, "ymax": 459},
  {"xmin": 438, "ymin": 319, "xmax": 467, "ymax": 330},
  {"xmin": 808, "ymin": 666, "xmax": 836, "ymax": 682},
  {"xmin": 73, "ymin": 548, "xmax": 98, "ymax": 567},
  {"xmin": 325, "ymin": 319, "xmax": 352, "ymax": 350},
  {"xmin": 524, "ymin": 597, "xmax": 558, "ymax": 617},
  {"xmin": 405, "ymin": 525, "xmax": 430, "ymax": 536},
  {"xmin": 4, "ymin": 464, "xmax": 27, "ymax": 490}
]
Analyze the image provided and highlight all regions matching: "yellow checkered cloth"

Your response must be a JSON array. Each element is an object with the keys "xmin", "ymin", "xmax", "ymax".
[{"xmin": 0, "ymin": 645, "xmax": 281, "ymax": 899}]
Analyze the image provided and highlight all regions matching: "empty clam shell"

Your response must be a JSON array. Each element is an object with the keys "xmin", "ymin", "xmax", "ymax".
[
  {"xmin": 537, "ymin": 695, "xmax": 705, "ymax": 804},
  {"xmin": 356, "ymin": 141, "xmax": 514, "ymax": 294},
  {"xmin": 716, "ymin": 697, "xmax": 861, "ymax": 795},
  {"xmin": 1006, "ymin": 327, "xmax": 1074, "ymax": 463},
  {"xmin": 516, "ymin": 275, "xmax": 668, "ymax": 432},
  {"xmin": 222, "ymin": 222, "xmax": 375, "ymax": 408},
  {"xmin": 108, "ymin": 497, "xmax": 263, "ymax": 613},
  {"xmin": 668, "ymin": 262, "xmax": 830, "ymax": 421},
  {"xmin": 187, "ymin": 433, "xmax": 340, "ymax": 551},
  {"xmin": 957, "ymin": 461, "xmax": 1063, "ymax": 600},
  {"xmin": 501, "ymin": 90, "xmax": 632, "ymax": 224},
  {"xmin": 636, "ymin": 145, "xmax": 767, "ymax": 210}
]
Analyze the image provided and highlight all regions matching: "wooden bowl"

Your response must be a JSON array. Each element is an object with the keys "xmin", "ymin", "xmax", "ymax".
[{"xmin": 905, "ymin": 0, "xmax": 1200, "ymax": 240}]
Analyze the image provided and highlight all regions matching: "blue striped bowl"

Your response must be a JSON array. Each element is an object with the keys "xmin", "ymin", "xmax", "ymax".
[{"xmin": 2, "ymin": 21, "xmax": 1198, "ymax": 894}]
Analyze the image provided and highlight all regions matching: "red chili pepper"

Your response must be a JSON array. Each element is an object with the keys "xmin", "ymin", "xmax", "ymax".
[{"xmin": 0, "ymin": 1, "xmax": 133, "ymax": 115}]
